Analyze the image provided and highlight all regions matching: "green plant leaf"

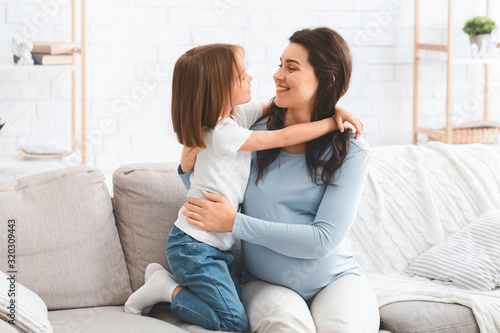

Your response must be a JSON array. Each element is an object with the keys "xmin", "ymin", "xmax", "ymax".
[{"xmin": 463, "ymin": 16, "xmax": 497, "ymax": 35}]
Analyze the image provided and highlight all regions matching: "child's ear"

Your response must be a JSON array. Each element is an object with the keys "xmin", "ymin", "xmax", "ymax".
[{"xmin": 327, "ymin": 74, "xmax": 336, "ymax": 90}]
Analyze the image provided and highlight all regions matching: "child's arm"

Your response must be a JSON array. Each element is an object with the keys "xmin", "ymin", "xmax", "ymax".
[
  {"xmin": 259, "ymin": 103, "xmax": 363, "ymax": 138},
  {"xmin": 239, "ymin": 117, "xmax": 337, "ymax": 152}
]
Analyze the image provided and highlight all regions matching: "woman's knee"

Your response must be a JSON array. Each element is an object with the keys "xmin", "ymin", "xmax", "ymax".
[
  {"xmin": 241, "ymin": 280, "xmax": 316, "ymax": 333},
  {"xmin": 311, "ymin": 274, "xmax": 380, "ymax": 333}
]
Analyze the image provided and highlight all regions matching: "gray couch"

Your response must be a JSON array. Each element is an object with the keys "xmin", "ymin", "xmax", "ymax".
[{"xmin": 2, "ymin": 142, "xmax": 495, "ymax": 333}]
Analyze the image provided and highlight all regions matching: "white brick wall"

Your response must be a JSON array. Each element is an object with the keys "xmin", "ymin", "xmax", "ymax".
[{"xmin": 0, "ymin": 0, "xmax": 499, "ymax": 184}]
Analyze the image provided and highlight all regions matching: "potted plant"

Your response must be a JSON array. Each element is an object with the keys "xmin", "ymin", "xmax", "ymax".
[{"xmin": 463, "ymin": 16, "xmax": 497, "ymax": 53}]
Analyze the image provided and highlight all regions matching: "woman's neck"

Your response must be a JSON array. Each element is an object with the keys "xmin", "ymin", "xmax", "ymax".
[
  {"xmin": 282, "ymin": 106, "xmax": 311, "ymax": 154},
  {"xmin": 284, "ymin": 107, "xmax": 311, "ymax": 126}
]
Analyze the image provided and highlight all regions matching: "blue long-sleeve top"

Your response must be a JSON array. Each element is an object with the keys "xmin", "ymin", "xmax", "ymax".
[{"xmin": 178, "ymin": 119, "xmax": 371, "ymax": 300}]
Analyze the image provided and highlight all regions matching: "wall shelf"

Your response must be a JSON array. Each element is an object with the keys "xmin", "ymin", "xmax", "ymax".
[
  {"xmin": 0, "ymin": 64, "xmax": 80, "ymax": 72},
  {"xmin": 0, "ymin": 0, "xmax": 86, "ymax": 173},
  {"xmin": 0, "ymin": 153, "xmax": 67, "ymax": 172}
]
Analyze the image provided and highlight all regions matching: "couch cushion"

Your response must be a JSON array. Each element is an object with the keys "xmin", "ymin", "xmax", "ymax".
[
  {"xmin": 0, "ymin": 271, "xmax": 53, "ymax": 333},
  {"xmin": 406, "ymin": 209, "xmax": 500, "ymax": 290},
  {"xmin": 48, "ymin": 306, "xmax": 188, "ymax": 333},
  {"xmin": 380, "ymin": 301, "xmax": 479, "ymax": 333},
  {"xmin": 0, "ymin": 166, "xmax": 132, "ymax": 310},
  {"xmin": 113, "ymin": 163, "xmax": 187, "ymax": 291}
]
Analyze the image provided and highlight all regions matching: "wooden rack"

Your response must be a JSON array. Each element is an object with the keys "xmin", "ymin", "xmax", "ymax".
[
  {"xmin": 72, "ymin": 0, "xmax": 87, "ymax": 163},
  {"xmin": 413, "ymin": 0, "xmax": 500, "ymax": 144}
]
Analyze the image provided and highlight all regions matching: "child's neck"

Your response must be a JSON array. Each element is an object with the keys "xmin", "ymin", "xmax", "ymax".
[{"xmin": 222, "ymin": 106, "xmax": 233, "ymax": 119}]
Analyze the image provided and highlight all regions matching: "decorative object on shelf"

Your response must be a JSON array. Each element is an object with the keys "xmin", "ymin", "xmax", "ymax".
[
  {"xmin": 0, "ymin": 118, "xmax": 5, "ymax": 133},
  {"xmin": 19, "ymin": 145, "xmax": 70, "ymax": 159},
  {"xmin": 427, "ymin": 121, "xmax": 499, "ymax": 144},
  {"xmin": 463, "ymin": 16, "xmax": 498, "ymax": 56},
  {"xmin": 11, "ymin": 34, "xmax": 34, "ymax": 66}
]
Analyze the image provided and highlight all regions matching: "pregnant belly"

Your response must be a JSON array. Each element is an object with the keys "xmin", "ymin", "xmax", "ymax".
[{"xmin": 241, "ymin": 242, "xmax": 337, "ymax": 299}]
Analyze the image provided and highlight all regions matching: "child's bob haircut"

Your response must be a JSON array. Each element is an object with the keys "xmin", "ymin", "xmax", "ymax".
[{"xmin": 171, "ymin": 43, "xmax": 244, "ymax": 148}]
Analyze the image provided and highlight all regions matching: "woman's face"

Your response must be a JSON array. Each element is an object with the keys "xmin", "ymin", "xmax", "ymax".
[
  {"xmin": 273, "ymin": 42, "xmax": 319, "ymax": 112},
  {"xmin": 232, "ymin": 51, "xmax": 253, "ymax": 107}
]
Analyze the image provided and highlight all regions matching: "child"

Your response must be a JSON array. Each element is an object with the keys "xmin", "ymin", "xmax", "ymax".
[{"xmin": 124, "ymin": 43, "xmax": 358, "ymax": 331}]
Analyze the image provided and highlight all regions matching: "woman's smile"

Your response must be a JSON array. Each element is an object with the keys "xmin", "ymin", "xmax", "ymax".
[{"xmin": 276, "ymin": 85, "xmax": 290, "ymax": 93}]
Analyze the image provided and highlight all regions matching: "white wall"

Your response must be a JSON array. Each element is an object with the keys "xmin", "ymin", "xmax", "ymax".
[{"xmin": 1, "ymin": 0, "xmax": 499, "ymax": 186}]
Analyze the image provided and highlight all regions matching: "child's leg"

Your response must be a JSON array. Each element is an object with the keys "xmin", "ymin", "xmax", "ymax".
[
  {"xmin": 166, "ymin": 227, "xmax": 249, "ymax": 332},
  {"xmin": 124, "ymin": 269, "xmax": 179, "ymax": 315}
]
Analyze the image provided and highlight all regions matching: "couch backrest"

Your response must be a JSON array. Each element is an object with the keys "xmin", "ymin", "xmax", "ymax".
[
  {"xmin": 112, "ymin": 163, "xmax": 246, "ymax": 292},
  {"xmin": 349, "ymin": 142, "xmax": 500, "ymax": 276},
  {"xmin": 0, "ymin": 166, "xmax": 132, "ymax": 310}
]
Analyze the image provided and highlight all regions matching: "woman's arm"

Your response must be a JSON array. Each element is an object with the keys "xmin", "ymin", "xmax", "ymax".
[{"xmin": 183, "ymin": 138, "xmax": 371, "ymax": 259}]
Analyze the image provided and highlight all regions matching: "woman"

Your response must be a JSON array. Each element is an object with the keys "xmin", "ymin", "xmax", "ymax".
[{"xmin": 180, "ymin": 27, "xmax": 380, "ymax": 332}]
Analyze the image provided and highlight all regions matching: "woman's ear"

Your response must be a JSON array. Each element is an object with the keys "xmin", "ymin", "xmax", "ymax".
[{"xmin": 327, "ymin": 74, "xmax": 336, "ymax": 90}]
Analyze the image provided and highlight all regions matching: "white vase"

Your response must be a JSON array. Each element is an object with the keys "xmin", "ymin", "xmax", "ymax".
[{"xmin": 469, "ymin": 34, "xmax": 492, "ymax": 55}]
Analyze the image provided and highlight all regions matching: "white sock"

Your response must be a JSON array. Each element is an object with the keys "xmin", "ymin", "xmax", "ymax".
[
  {"xmin": 142, "ymin": 263, "xmax": 168, "ymax": 314},
  {"xmin": 145, "ymin": 263, "xmax": 166, "ymax": 282},
  {"xmin": 124, "ymin": 270, "xmax": 180, "ymax": 315}
]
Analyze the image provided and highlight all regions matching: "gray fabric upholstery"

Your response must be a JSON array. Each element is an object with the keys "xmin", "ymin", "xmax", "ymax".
[
  {"xmin": 380, "ymin": 301, "xmax": 479, "ymax": 333},
  {"xmin": 48, "ymin": 306, "xmax": 188, "ymax": 333},
  {"xmin": 0, "ymin": 166, "xmax": 132, "ymax": 310}
]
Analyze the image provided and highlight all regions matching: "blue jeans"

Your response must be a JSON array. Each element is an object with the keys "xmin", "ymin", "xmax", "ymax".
[{"xmin": 166, "ymin": 226, "xmax": 249, "ymax": 332}]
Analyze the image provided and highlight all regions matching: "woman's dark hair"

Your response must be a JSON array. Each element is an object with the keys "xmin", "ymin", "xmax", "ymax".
[{"xmin": 256, "ymin": 27, "xmax": 353, "ymax": 186}]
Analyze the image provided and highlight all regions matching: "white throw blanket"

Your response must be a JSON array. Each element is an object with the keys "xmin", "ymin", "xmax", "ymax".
[{"xmin": 349, "ymin": 142, "xmax": 500, "ymax": 332}]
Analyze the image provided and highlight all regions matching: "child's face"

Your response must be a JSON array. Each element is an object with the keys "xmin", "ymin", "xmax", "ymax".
[{"xmin": 232, "ymin": 52, "xmax": 253, "ymax": 107}]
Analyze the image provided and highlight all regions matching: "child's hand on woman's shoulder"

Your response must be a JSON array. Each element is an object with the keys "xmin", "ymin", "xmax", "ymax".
[{"xmin": 334, "ymin": 106, "xmax": 363, "ymax": 139}]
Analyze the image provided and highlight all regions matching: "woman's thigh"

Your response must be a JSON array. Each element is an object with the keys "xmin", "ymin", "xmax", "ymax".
[
  {"xmin": 241, "ymin": 280, "xmax": 316, "ymax": 333},
  {"xmin": 310, "ymin": 274, "xmax": 380, "ymax": 333}
]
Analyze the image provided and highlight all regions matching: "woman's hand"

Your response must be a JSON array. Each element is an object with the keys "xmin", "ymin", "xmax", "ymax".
[
  {"xmin": 182, "ymin": 190, "xmax": 236, "ymax": 233},
  {"xmin": 180, "ymin": 145, "xmax": 202, "ymax": 173},
  {"xmin": 334, "ymin": 106, "xmax": 364, "ymax": 139},
  {"xmin": 180, "ymin": 130, "xmax": 206, "ymax": 173}
]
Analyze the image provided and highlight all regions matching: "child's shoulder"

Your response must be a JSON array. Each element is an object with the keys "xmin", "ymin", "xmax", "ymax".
[
  {"xmin": 235, "ymin": 100, "xmax": 261, "ymax": 113},
  {"xmin": 232, "ymin": 100, "xmax": 264, "ymax": 128}
]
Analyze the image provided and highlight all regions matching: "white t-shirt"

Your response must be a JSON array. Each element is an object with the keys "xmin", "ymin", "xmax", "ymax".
[{"xmin": 174, "ymin": 100, "xmax": 264, "ymax": 250}]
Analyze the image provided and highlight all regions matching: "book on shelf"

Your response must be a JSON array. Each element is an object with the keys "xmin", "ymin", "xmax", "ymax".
[
  {"xmin": 32, "ymin": 42, "xmax": 76, "ymax": 55},
  {"xmin": 31, "ymin": 53, "xmax": 75, "ymax": 65}
]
